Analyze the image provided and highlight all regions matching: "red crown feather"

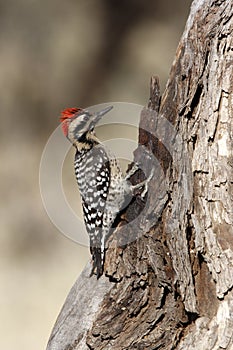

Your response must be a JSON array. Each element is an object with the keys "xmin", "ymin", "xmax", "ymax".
[
  {"xmin": 60, "ymin": 107, "xmax": 82, "ymax": 122},
  {"xmin": 60, "ymin": 107, "xmax": 82, "ymax": 136}
]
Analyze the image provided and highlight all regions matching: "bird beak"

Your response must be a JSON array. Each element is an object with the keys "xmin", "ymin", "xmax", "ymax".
[{"xmin": 92, "ymin": 105, "xmax": 113, "ymax": 124}]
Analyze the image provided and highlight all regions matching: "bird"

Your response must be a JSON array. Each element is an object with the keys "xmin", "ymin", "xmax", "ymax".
[{"xmin": 60, "ymin": 106, "xmax": 152, "ymax": 278}]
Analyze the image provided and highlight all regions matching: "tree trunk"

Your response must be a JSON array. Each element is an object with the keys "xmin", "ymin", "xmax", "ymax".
[{"xmin": 47, "ymin": 0, "xmax": 233, "ymax": 349}]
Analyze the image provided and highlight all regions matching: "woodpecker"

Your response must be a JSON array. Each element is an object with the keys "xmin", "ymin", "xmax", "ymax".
[{"xmin": 60, "ymin": 106, "xmax": 152, "ymax": 278}]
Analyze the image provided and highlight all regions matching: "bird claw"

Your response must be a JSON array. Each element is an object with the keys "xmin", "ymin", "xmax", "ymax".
[
  {"xmin": 131, "ymin": 168, "xmax": 154, "ymax": 199},
  {"xmin": 125, "ymin": 162, "xmax": 140, "ymax": 180}
]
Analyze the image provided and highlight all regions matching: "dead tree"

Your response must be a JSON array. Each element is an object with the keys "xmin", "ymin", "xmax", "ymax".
[{"xmin": 47, "ymin": 0, "xmax": 233, "ymax": 349}]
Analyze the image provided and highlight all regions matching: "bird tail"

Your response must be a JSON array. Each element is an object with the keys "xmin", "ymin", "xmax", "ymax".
[{"xmin": 90, "ymin": 247, "xmax": 104, "ymax": 279}]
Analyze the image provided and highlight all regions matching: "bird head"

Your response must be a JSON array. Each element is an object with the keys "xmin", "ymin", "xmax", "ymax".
[{"xmin": 60, "ymin": 106, "xmax": 113, "ymax": 143}]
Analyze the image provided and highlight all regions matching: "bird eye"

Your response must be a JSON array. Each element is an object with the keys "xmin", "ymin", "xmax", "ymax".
[{"xmin": 83, "ymin": 113, "xmax": 90, "ymax": 123}]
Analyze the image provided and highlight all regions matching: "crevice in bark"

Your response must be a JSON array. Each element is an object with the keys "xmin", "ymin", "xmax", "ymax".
[
  {"xmin": 190, "ymin": 134, "xmax": 197, "ymax": 150},
  {"xmin": 186, "ymin": 83, "xmax": 203, "ymax": 120},
  {"xmin": 186, "ymin": 214, "xmax": 197, "ymax": 282}
]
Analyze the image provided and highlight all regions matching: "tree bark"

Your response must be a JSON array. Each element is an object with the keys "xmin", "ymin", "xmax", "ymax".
[{"xmin": 47, "ymin": 0, "xmax": 233, "ymax": 349}]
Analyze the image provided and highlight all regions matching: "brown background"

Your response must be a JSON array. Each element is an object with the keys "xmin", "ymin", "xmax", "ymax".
[{"xmin": 0, "ymin": 1, "xmax": 192, "ymax": 349}]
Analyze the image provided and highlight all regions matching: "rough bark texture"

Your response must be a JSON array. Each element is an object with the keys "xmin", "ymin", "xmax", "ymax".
[{"xmin": 47, "ymin": 0, "xmax": 233, "ymax": 349}]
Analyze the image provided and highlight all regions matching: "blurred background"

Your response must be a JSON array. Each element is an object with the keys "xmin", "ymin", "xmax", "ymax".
[{"xmin": 0, "ymin": 0, "xmax": 192, "ymax": 349}]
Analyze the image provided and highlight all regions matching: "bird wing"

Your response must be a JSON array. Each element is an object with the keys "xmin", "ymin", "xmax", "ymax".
[{"xmin": 77, "ymin": 145, "xmax": 111, "ymax": 277}]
